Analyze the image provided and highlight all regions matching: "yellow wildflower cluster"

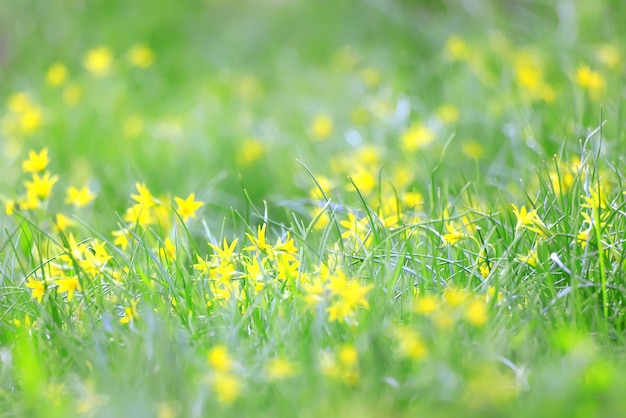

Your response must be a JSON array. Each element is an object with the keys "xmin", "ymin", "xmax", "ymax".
[{"xmin": 302, "ymin": 265, "xmax": 373, "ymax": 324}]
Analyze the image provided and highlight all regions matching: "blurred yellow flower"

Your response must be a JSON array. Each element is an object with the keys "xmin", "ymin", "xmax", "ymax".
[
  {"xmin": 46, "ymin": 63, "xmax": 68, "ymax": 86},
  {"xmin": 119, "ymin": 299, "xmax": 139, "ymax": 324},
  {"xmin": 65, "ymin": 185, "xmax": 96, "ymax": 208},
  {"xmin": 236, "ymin": 138, "xmax": 264, "ymax": 166},
  {"xmin": 127, "ymin": 44, "xmax": 155, "ymax": 68},
  {"xmin": 265, "ymin": 357, "xmax": 298, "ymax": 381},
  {"xmin": 311, "ymin": 115, "xmax": 333, "ymax": 140},
  {"xmin": 576, "ymin": 65, "xmax": 605, "ymax": 98},
  {"xmin": 445, "ymin": 35, "xmax": 470, "ymax": 61},
  {"xmin": 24, "ymin": 171, "xmax": 59, "ymax": 199},
  {"xmin": 208, "ymin": 345, "xmax": 233, "ymax": 372},
  {"xmin": 436, "ymin": 104, "xmax": 459, "ymax": 124},
  {"xmin": 83, "ymin": 47, "xmax": 113, "ymax": 76},
  {"xmin": 211, "ymin": 372, "xmax": 242, "ymax": 405},
  {"xmin": 465, "ymin": 299, "xmax": 487, "ymax": 327},
  {"xmin": 401, "ymin": 123, "xmax": 434, "ymax": 151},
  {"xmin": 22, "ymin": 148, "xmax": 49, "ymax": 173}
]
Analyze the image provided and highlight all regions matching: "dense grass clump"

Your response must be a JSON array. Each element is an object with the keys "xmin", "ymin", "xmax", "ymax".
[{"xmin": 1, "ymin": 1, "xmax": 626, "ymax": 417}]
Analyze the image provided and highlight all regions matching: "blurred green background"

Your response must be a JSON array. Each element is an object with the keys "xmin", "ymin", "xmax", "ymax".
[{"xmin": 1, "ymin": 0, "xmax": 624, "ymax": 227}]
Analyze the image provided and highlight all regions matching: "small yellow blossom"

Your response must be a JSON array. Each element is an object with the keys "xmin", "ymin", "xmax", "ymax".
[
  {"xmin": 401, "ymin": 123, "xmax": 435, "ymax": 152},
  {"xmin": 26, "ymin": 277, "xmax": 45, "ymax": 303},
  {"xmin": 445, "ymin": 35, "xmax": 470, "ymax": 60},
  {"xmin": 576, "ymin": 65, "xmax": 605, "ymax": 98},
  {"xmin": 436, "ymin": 104, "xmax": 459, "ymax": 123},
  {"xmin": 22, "ymin": 148, "xmax": 49, "ymax": 173},
  {"xmin": 174, "ymin": 193, "xmax": 204, "ymax": 222},
  {"xmin": 517, "ymin": 247, "xmax": 538, "ymax": 267},
  {"xmin": 54, "ymin": 213, "xmax": 75, "ymax": 232},
  {"xmin": 127, "ymin": 44, "xmax": 155, "ymax": 68},
  {"xmin": 24, "ymin": 171, "xmax": 59, "ymax": 199},
  {"xmin": 311, "ymin": 115, "xmax": 333, "ymax": 141},
  {"xmin": 393, "ymin": 326, "xmax": 428, "ymax": 361},
  {"xmin": 236, "ymin": 138, "xmax": 264, "ymax": 166},
  {"xmin": 265, "ymin": 357, "xmax": 298, "ymax": 381},
  {"xmin": 414, "ymin": 295, "xmax": 438, "ymax": 314},
  {"xmin": 444, "ymin": 288, "xmax": 467, "ymax": 307},
  {"xmin": 465, "ymin": 299, "xmax": 488, "ymax": 327},
  {"xmin": 56, "ymin": 276, "xmax": 81, "ymax": 301},
  {"xmin": 442, "ymin": 222, "xmax": 466, "ymax": 245},
  {"xmin": 83, "ymin": 47, "xmax": 113, "ymax": 76},
  {"xmin": 208, "ymin": 345, "xmax": 233, "ymax": 372},
  {"xmin": 211, "ymin": 372, "xmax": 242, "ymax": 405},
  {"xmin": 19, "ymin": 106, "xmax": 42, "ymax": 135},
  {"xmin": 46, "ymin": 63, "xmax": 68, "ymax": 86},
  {"xmin": 119, "ymin": 299, "xmax": 139, "ymax": 324},
  {"xmin": 65, "ymin": 186, "xmax": 96, "ymax": 208},
  {"xmin": 5, "ymin": 199, "xmax": 16, "ymax": 215},
  {"xmin": 112, "ymin": 228, "xmax": 131, "ymax": 250}
]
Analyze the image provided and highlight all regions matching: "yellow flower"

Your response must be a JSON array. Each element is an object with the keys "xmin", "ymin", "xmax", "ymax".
[
  {"xmin": 349, "ymin": 166, "xmax": 376, "ymax": 195},
  {"xmin": 46, "ymin": 63, "xmax": 68, "ymax": 86},
  {"xmin": 54, "ymin": 213, "xmax": 75, "ymax": 232},
  {"xmin": 55, "ymin": 276, "xmax": 81, "ymax": 301},
  {"xmin": 401, "ymin": 123, "xmax": 434, "ymax": 151},
  {"xmin": 596, "ymin": 44, "xmax": 620, "ymax": 69},
  {"xmin": 444, "ymin": 288, "xmax": 467, "ymax": 307},
  {"xmin": 465, "ymin": 299, "xmax": 487, "ymax": 327},
  {"xmin": 338, "ymin": 345, "xmax": 358, "ymax": 368},
  {"xmin": 19, "ymin": 106, "xmax": 43, "ymax": 135},
  {"xmin": 22, "ymin": 148, "xmax": 49, "ymax": 173},
  {"xmin": 26, "ymin": 277, "xmax": 45, "ymax": 303},
  {"xmin": 112, "ymin": 228, "xmax": 131, "ymax": 250},
  {"xmin": 442, "ymin": 222, "xmax": 466, "ymax": 245},
  {"xmin": 576, "ymin": 65, "xmax": 605, "ymax": 98},
  {"xmin": 414, "ymin": 295, "xmax": 438, "ymax": 314},
  {"xmin": 393, "ymin": 326, "xmax": 427, "ymax": 361},
  {"xmin": 436, "ymin": 104, "xmax": 459, "ymax": 123},
  {"xmin": 65, "ymin": 186, "xmax": 96, "ymax": 208},
  {"xmin": 119, "ymin": 299, "xmax": 139, "ymax": 324},
  {"xmin": 208, "ymin": 345, "xmax": 233, "ymax": 372},
  {"xmin": 236, "ymin": 138, "xmax": 264, "ymax": 166},
  {"xmin": 174, "ymin": 193, "xmax": 204, "ymax": 221},
  {"xmin": 131, "ymin": 182, "xmax": 157, "ymax": 208},
  {"xmin": 83, "ymin": 47, "xmax": 113, "ymax": 76},
  {"xmin": 211, "ymin": 372, "xmax": 242, "ymax": 405},
  {"xmin": 311, "ymin": 115, "xmax": 333, "ymax": 140},
  {"xmin": 127, "ymin": 44, "xmax": 154, "ymax": 68},
  {"xmin": 516, "ymin": 247, "xmax": 538, "ymax": 267},
  {"xmin": 445, "ymin": 35, "xmax": 470, "ymax": 61},
  {"xmin": 265, "ymin": 357, "xmax": 298, "ymax": 381},
  {"xmin": 5, "ymin": 199, "xmax": 16, "ymax": 216},
  {"xmin": 511, "ymin": 204, "xmax": 551, "ymax": 236},
  {"xmin": 24, "ymin": 171, "xmax": 59, "ymax": 199}
]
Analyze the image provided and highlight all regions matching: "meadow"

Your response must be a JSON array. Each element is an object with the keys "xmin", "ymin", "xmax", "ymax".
[{"xmin": 1, "ymin": 0, "xmax": 626, "ymax": 417}]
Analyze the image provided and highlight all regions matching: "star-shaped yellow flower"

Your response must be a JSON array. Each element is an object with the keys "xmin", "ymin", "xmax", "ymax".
[{"xmin": 174, "ymin": 193, "xmax": 204, "ymax": 221}]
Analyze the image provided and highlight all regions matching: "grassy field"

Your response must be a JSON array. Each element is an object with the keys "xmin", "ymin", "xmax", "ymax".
[{"xmin": 1, "ymin": 0, "xmax": 626, "ymax": 416}]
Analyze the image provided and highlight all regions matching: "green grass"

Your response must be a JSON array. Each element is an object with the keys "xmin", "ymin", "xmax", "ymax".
[{"xmin": 2, "ymin": 0, "xmax": 626, "ymax": 417}]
